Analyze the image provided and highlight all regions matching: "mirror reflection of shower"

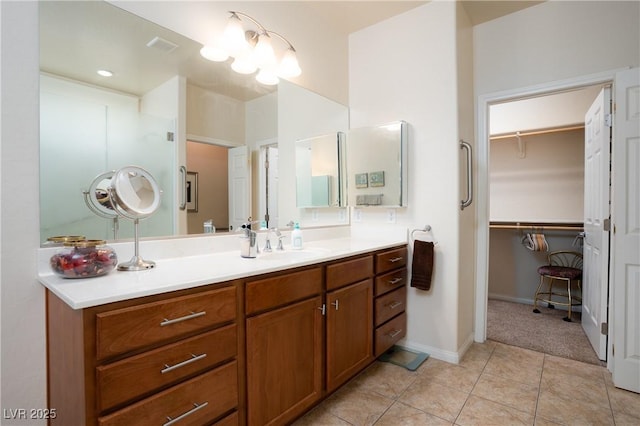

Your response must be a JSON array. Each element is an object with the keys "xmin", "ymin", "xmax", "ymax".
[{"xmin": 83, "ymin": 171, "xmax": 119, "ymax": 240}]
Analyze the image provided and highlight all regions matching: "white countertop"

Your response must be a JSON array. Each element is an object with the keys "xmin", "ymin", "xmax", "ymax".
[{"xmin": 38, "ymin": 228, "xmax": 408, "ymax": 310}]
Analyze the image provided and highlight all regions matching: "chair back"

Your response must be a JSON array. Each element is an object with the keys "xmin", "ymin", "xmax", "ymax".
[{"xmin": 548, "ymin": 250, "xmax": 583, "ymax": 270}]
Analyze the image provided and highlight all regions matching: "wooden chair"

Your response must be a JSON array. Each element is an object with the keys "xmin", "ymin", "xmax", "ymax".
[{"xmin": 533, "ymin": 250, "xmax": 583, "ymax": 322}]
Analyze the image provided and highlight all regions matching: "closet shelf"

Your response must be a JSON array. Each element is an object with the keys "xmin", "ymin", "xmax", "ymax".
[{"xmin": 490, "ymin": 124, "xmax": 584, "ymax": 141}]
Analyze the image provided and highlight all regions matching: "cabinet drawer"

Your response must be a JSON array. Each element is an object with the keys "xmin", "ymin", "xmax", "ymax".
[
  {"xmin": 375, "ymin": 247, "xmax": 407, "ymax": 275},
  {"xmin": 246, "ymin": 267, "xmax": 322, "ymax": 314},
  {"xmin": 98, "ymin": 361, "xmax": 238, "ymax": 426},
  {"xmin": 215, "ymin": 411, "xmax": 239, "ymax": 426},
  {"xmin": 375, "ymin": 286, "xmax": 406, "ymax": 327},
  {"xmin": 326, "ymin": 255, "xmax": 373, "ymax": 291},
  {"xmin": 375, "ymin": 269, "xmax": 407, "ymax": 297},
  {"xmin": 96, "ymin": 286, "xmax": 237, "ymax": 359},
  {"xmin": 375, "ymin": 312, "xmax": 407, "ymax": 357},
  {"xmin": 97, "ymin": 324, "xmax": 237, "ymax": 411}
]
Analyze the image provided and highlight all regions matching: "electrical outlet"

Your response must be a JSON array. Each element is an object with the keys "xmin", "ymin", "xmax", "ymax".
[
  {"xmin": 354, "ymin": 209, "xmax": 362, "ymax": 222},
  {"xmin": 387, "ymin": 209, "xmax": 396, "ymax": 224},
  {"xmin": 311, "ymin": 209, "xmax": 319, "ymax": 221},
  {"xmin": 338, "ymin": 209, "xmax": 346, "ymax": 222}
]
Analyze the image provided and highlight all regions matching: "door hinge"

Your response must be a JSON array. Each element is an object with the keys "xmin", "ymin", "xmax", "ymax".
[
  {"xmin": 605, "ymin": 113, "xmax": 612, "ymax": 127},
  {"xmin": 167, "ymin": 131, "xmax": 175, "ymax": 142},
  {"xmin": 603, "ymin": 218, "xmax": 611, "ymax": 231},
  {"xmin": 601, "ymin": 322, "xmax": 608, "ymax": 335}
]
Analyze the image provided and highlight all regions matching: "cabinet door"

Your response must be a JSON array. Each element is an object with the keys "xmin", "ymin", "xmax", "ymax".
[
  {"xmin": 326, "ymin": 279, "xmax": 374, "ymax": 392},
  {"xmin": 246, "ymin": 296, "xmax": 323, "ymax": 426}
]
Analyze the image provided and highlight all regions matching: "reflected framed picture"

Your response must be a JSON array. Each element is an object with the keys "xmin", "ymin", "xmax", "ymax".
[
  {"xmin": 355, "ymin": 172, "xmax": 368, "ymax": 188},
  {"xmin": 186, "ymin": 171, "xmax": 198, "ymax": 212},
  {"xmin": 369, "ymin": 171, "xmax": 385, "ymax": 187}
]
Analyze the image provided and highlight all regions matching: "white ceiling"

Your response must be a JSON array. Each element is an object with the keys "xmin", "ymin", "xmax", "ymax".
[{"xmin": 40, "ymin": 1, "xmax": 542, "ymax": 100}]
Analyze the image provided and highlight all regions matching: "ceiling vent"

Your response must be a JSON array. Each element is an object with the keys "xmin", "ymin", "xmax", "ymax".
[{"xmin": 146, "ymin": 36, "xmax": 178, "ymax": 53}]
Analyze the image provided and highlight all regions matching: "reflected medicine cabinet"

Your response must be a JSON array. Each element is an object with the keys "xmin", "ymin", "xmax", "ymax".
[
  {"xmin": 347, "ymin": 121, "xmax": 408, "ymax": 207},
  {"xmin": 295, "ymin": 132, "xmax": 347, "ymax": 208}
]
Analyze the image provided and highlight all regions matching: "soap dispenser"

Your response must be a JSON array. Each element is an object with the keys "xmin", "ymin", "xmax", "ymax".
[{"xmin": 291, "ymin": 222, "xmax": 303, "ymax": 250}]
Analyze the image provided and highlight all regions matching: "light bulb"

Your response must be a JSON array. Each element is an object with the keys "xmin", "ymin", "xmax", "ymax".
[
  {"xmin": 256, "ymin": 69, "xmax": 279, "ymax": 85},
  {"xmin": 200, "ymin": 45, "xmax": 229, "ymax": 62},
  {"xmin": 222, "ymin": 13, "xmax": 247, "ymax": 55},
  {"xmin": 253, "ymin": 34, "xmax": 276, "ymax": 68},
  {"xmin": 278, "ymin": 48, "xmax": 301, "ymax": 78}
]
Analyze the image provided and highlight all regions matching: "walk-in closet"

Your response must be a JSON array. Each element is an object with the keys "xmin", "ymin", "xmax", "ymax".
[{"xmin": 487, "ymin": 84, "xmax": 606, "ymax": 366}]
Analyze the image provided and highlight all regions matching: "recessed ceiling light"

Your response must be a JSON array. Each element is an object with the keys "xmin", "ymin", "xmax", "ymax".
[{"xmin": 97, "ymin": 70, "xmax": 113, "ymax": 77}]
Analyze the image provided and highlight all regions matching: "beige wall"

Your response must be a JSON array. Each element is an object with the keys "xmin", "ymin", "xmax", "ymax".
[
  {"xmin": 490, "ymin": 129, "xmax": 585, "ymax": 223},
  {"xmin": 186, "ymin": 142, "xmax": 229, "ymax": 233}
]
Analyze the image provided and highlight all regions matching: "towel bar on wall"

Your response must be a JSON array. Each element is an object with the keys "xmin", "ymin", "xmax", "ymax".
[
  {"xmin": 411, "ymin": 225, "xmax": 438, "ymax": 245},
  {"xmin": 460, "ymin": 140, "xmax": 473, "ymax": 210}
]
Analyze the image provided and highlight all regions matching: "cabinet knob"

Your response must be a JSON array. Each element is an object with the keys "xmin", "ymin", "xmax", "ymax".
[{"xmin": 331, "ymin": 300, "xmax": 339, "ymax": 310}]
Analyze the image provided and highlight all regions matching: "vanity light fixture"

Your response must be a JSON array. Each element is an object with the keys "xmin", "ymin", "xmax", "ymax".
[{"xmin": 200, "ymin": 11, "xmax": 301, "ymax": 85}]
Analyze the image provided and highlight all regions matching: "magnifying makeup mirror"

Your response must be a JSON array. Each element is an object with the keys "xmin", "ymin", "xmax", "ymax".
[
  {"xmin": 83, "ymin": 171, "xmax": 120, "ymax": 239},
  {"xmin": 108, "ymin": 166, "xmax": 161, "ymax": 271}
]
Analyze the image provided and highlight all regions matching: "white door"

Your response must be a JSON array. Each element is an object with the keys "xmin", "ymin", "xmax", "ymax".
[
  {"xmin": 582, "ymin": 87, "xmax": 612, "ymax": 360},
  {"xmin": 267, "ymin": 146, "xmax": 279, "ymax": 227},
  {"xmin": 612, "ymin": 67, "xmax": 640, "ymax": 393},
  {"xmin": 228, "ymin": 145, "xmax": 250, "ymax": 231}
]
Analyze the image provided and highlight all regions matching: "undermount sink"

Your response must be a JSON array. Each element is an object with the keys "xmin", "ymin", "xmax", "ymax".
[{"xmin": 257, "ymin": 247, "xmax": 331, "ymax": 262}]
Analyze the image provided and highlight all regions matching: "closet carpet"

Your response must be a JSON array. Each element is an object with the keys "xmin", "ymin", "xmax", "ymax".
[{"xmin": 487, "ymin": 299, "xmax": 603, "ymax": 366}]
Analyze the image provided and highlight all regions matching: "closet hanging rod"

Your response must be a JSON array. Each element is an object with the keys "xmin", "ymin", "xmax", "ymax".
[
  {"xmin": 490, "ymin": 124, "xmax": 584, "ymax": 141},
  {"xmin": 490, "ymin": 221, "xmax": 583, "ymax": 231}
]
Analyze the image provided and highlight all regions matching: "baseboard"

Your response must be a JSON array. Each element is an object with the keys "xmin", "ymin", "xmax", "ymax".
[
  {"xmin": 400, "ymin": 334, "xmax": 474, "ymax": 365},
  {"xmin": 488, "ymin": 293, "xmax": 582, "ymax": 312}
]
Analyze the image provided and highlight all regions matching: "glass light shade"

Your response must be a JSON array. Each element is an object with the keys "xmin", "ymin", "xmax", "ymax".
[
  {"xmin": 222, "ymin": 14, "xmax": 247, "ymax": 55},
  {"xmin": 278, "ymin": 48, "xmax": 301, "ymax": 78},
  {"xmin": 231, "ymin": 50, "xmax": 257, "ymax": 74},
  {"xmin": 200, "ymin": 45, "xmax": 229, "ymax": 62},
  {"xmin": 253, "ymin": 34, "xmax": 276, "ymax": 68},
  {"xmin": 256, "ymin": 69, "xmax": 279, "ymax": 85}
]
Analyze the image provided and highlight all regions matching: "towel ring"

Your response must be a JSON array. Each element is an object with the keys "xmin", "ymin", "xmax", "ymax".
[{"xmin": 411, "ymin": 225, "xmax": 438, "ymax": 245}]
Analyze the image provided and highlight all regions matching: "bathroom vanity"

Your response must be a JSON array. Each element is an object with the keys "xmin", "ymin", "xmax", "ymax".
[{"xmin": 40, "ymin": 234, "xmax": 408, "ymax": 425}]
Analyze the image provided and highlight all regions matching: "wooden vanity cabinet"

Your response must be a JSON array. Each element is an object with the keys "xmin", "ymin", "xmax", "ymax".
[
  {"xmin": 245, "ymin": 267, "xmax": 324, "ymax": 426},
  {"xmin": 374, "ymin": 247, "xmax": 408, "ymax": 356},
  {"xmin": 46, "ymin": 281, "xmax": 242, "ymax": 426},
  {"xmin": 325, "ymin": 255, "xmax": 374, "ymax": 392}
]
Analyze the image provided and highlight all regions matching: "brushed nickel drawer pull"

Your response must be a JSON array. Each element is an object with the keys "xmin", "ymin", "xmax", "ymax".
[
  {"xmin": 164, "ymin": 401, "xmax": 208, "ymax": 426},
  {"xmin": 388, "ymin": 257, "xmax": 403, "ymax": 263},
  {"xmin": 160, "ymin": 311, "xmax": 206, "ymax": 326},
  {"xmin": 161, "ymin": 353, "xmax": 207, "ymax": 374},
  {"xmin": 388, "ymin": 277, "xmax": 403, "ymax": 285},
  {"xmin": 388, "ymin": 329, "xmax": 402, "ymax": 338},
  {"xmin": 388, "ymin": 301, "xmax": 403, "ymax": 309},
  {"xmin": 318, "ymin": 304, "xmax": 326, "ymax": 315},
  {"xmin": 331, "ymin": 300, "xmax": 339, "ymax": 310}
]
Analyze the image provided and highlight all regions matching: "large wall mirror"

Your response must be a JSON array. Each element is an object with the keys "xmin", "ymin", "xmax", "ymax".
[
  {"xmin": 346, "ymin": 121, "xmax": 408, "ymax": 207},
  {"xmin": 39, "ymin": 1, "xmax": 348, "ymax": 245},
  {"xmin": 295, "ymin": 132, "xmax": 346, "ymax": 208}
]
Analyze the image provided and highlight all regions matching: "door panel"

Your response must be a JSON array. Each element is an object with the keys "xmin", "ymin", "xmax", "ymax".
[
  {"xmin": 612, "ymin": 68, "xmax": 640, "ymax": 393},
  {"xmin": 582, "ymin": 87, "xmax": 611, "ymax": 360},
  {"xmin": 228, "ymin": 146, "xmax": 250, "ymax": 231}
]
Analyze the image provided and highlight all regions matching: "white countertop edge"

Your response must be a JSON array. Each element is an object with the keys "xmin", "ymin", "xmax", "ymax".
[{"xmin": 38, "ymin": 235, "xmax": 407, "ymax": 310}]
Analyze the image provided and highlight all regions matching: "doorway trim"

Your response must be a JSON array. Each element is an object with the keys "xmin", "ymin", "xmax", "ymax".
[{"xmin": 473, "ymin": 69, "xmax": 624, "ymax": 345}]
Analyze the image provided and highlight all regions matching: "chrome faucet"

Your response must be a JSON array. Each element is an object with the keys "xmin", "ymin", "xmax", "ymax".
[{"xmin": 265, "ymin": 227, "xmax": 284, "ymax": 251}]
